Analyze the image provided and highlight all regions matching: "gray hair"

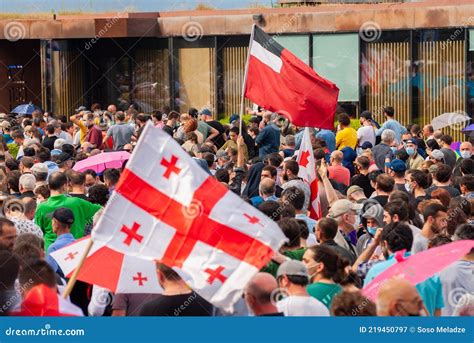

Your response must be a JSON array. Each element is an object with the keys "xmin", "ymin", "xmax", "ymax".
[{"xmin": 381, "ymin": 129, "xmax": 396, "ymax": 144}]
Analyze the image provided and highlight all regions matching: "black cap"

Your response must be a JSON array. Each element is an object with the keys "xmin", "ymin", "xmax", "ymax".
[
  {"xmin": 61, "ymin": 144, "xmax": 75, "ymax": 156},
  {"xmin": 53, "ymin": 152, "xmax": 72, "ymax": 165},
  {"xmin": 52, "ymin": 207, "xmax": 74, "ymax": 225},
  {"xmin": 361, "ymin": 141, "xmax": 373, "ymax": 150}
]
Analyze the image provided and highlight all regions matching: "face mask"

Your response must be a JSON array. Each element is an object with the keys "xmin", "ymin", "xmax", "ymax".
[
  {"xmin": 390, "ymin": 147, "xmax": 397, "ymax": 154},
  {"xmin": 367, "ymin": 226, "xmax": 377, "ymax": 236},
  {"xmin": 460, "ymin": 151, "xmax": 472, "ymax": 159},
  {"xmin": 405, "ymin": 182, "xmax": 413, "ymax": 193},
  {"xmin": 406, "ymin": 147, "xmax": 415, "ymax": 155}
]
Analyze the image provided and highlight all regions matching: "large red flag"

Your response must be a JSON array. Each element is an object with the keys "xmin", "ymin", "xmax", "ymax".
[{"xmin": 244, "ymin": 25, "xmax": 339, "ymax": 129}]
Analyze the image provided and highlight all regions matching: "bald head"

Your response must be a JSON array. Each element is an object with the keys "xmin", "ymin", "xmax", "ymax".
[
  {"xmin": 330, "ymin": 150, "xmax": 343, "ymax": 164},
  {"xmin": 377, "ymin": 278, "xmax": 424, "ymax": 316},
  {"xmin": 245, "ymin": 273, "xmax": 278, "ymax": 315},
  {"xmin": 259, "ymin": 178, "xmax": 275, "ymax": 198},
  {"xmin": 107, "ymin": 104, "xmax": 117, "ymax": 114}
]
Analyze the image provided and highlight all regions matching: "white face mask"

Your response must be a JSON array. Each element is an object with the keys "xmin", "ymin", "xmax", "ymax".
[
  {"xmin": 405, "ymin": 182, "xmax": 413, "ymax": 193},
  {"xmin": 460, "ymin": 150, "xmax": 472, "ymax": 159}
]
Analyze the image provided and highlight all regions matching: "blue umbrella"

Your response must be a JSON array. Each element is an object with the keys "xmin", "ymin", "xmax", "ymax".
[
  {"xmin": 462, "ymin": 123, "xmax": 474, "ymax": 132},
  {"xmin": 10, "ymin": 103, "xmax": 42, "ymax": 116}
]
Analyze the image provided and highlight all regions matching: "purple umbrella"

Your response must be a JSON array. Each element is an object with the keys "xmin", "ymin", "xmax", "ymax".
[{"xmin": 462, "ymin": 123, "xmax": 474, "ymax": 132}]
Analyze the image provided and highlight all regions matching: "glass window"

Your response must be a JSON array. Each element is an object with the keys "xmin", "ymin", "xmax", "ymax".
[
  {"xmin": 274, "ymin": 35, "xmax": 310, "ymax": 65},
  {"xmin": 313, "ymin": 33, "xmax": 359, "ymax": 102}
]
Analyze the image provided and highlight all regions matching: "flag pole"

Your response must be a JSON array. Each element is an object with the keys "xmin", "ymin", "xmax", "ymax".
[
  {"xmin": 239, "ymin": 24, "xmax": 256, "ymax": 136},
  {"xmin": 62, "ymin": 238, "xmax": 94, "ymax": 299}
]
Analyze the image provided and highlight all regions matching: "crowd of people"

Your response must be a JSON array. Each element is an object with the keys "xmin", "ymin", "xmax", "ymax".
[{"xmin": 0, "ymin": 103, "xmax": 473, "ymax": 317}]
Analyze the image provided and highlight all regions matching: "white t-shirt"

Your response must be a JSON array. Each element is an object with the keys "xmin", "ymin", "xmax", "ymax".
[
  {"xmin": 357, "ymin": 125, "xmax": 376, "ymax": 147},
  {"xmin": 277, "ymin": 295, "xmax": 330, "ymax": 316},
  {"xmin": 412, "ymin": 233, "xmax": 429, "ymax": 254}
]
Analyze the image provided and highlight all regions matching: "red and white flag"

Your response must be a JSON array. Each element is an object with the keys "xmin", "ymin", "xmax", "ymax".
[
  {"xmin": 92, "ymin": 123, "xmax": 287, "ymax": 311},
  {"xmin": 244, "ymin": 25, "xmax": 339, "ymax": 129},
  {"xmin": 50, "ymin": 236, "xmax": 162, "ymax": 294},
  {"xmin": 296, "ymin": 128, "xmax": 322, "ymax": 220}
]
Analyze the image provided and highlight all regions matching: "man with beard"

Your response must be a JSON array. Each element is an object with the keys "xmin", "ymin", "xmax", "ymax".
[
  {"xmin": 280, "ymin": 160, "xmax": 310, "ymax": 211},
  {"xmin": 412, "ymin": 203, "xmax": 448, "ymax": 254},
  {"xmin": 71, "ymin": 112, "xmax": 102, "ymax": 148}
]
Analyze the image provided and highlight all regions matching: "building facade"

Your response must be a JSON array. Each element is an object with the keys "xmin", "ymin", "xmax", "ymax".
[{"xmin": 0, "ymin": 0, "xmax": 473, "ymax": 139}]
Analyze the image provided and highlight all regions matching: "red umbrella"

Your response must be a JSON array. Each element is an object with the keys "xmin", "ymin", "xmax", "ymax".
[{"xmin": 363, "ymin": 240, "xmax": 474, "ymax": 301}]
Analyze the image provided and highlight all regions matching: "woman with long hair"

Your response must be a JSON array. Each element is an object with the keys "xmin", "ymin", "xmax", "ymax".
[{"xmin": 302, "ymin": 245, "xmax": 349, "ymax": 309}]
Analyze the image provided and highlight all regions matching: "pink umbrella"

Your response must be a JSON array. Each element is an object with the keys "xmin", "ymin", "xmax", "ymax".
[
  {"xmin": 363, "ymin": 240, "xmax": 474, "ymax": 301},
  {"xmin": 73, "ymin": 151, "xmax": 131, "ymax": 173}
]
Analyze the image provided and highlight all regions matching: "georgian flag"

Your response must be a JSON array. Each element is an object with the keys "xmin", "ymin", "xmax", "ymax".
[
  {"xmin": 297, "ymin": 128, "xmax": 322, "ymax": 220},
  {"xmin": 245, "ymin": 25, "xmax": 339, "ymax": 129},
  {"xmin": 92, "ymin": 123, "xmax": 287, "ymax": 311},
  {"xmin": 50, "ymin": 236, "xmax": 162, "ymax": 294}
]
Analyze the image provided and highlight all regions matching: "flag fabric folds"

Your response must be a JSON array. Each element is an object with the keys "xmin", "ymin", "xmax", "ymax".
[
  {"xmin": 92, "ymin": 123, "xmax": 287, "ymax": 311},
  {"xmin": 244, "ymin": 25, "xmax": 339, "ymax": 129},
  {"xmin": 296, "ymin": 128, "xmax": 322, "ymax": 220}
]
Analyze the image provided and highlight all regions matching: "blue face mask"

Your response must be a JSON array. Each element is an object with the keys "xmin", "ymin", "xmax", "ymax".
[
  {"xmin": 390, "ymin": 147, "xmax": 397, "ymax": 154},
  {"xmin": 406, "ymin": 147, "xmax": 415, "ymax": 155},
  {"xmin": 367, "ymin": 226, "xmax": 377, "ymax": 236}
]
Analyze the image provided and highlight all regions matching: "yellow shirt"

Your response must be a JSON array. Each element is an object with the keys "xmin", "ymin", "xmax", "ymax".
[
  {"xmin": 336, "ymin": 127, "xmax": 357, "ymax": 150},
  {"xmin": 74, "ymin": 117, "xmax": 101, "ymax": 144}
]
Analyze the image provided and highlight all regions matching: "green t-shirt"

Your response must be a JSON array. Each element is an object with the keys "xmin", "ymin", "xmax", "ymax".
[
  {"xmin": 307, "ymin": 282, "xmax": 343, "ymax": 309},
  {"xmin": 35, "ymin": 194, "xmax": 102, "ymax": 250},
  {"xmin": 261, "ymin": 248, "xmax": 306, "ymax": 277}
]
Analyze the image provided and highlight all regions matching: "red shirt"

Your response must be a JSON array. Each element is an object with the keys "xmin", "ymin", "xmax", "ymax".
[{"xmin": 328, "ymin": 164, "xmax": 351, "ymax": 186}]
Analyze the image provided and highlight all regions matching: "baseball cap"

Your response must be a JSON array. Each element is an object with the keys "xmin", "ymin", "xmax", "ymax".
[
  {"xmin": 360, "ymin": 141, "xmax": 373, "ymax": 150},
  {"xmin": 346, "ymin": 185, "xmax": 364, "ymax": 197},
  {"xmin": 31, "ymin": 163, "xmax": 48, "ymax": 174},
  {"xmin": 52, "ymin": 208, "xmax": 75, "ymax": 225},
  {"xmin": 75, "ymin": 106, "xmax": 87, "ymax": 113},
  {"xmin": 200, "ymin": 108, "xmax": 212, "ymax": 116},
  {"xmin": 431, "ymin": 149, "xmax": 444, "ymax": 161},
  {"xmin": 61, "ymin": 143, "xmax": 75, "ymax": 156},
  {"xmin": 54, "ymin": 138, "xmax": 66, "ymax": 150},
  {"xmin": 276, "ymin": 260, "xmax": 308, "ymax": 278},
  {"xmin": 405, "ymin": 138, "xmax": 418, "ymax": 146},
  {"xmin": 53, "ymin": 152, "xmax": 72, "ymax": 165},
  {"xmin": 328, "ymin": 199, "xmax": 362, "ymax": 218},
  {"xmin": 386, "ymin": 159, "xmax": 407, "ymax": 173}
]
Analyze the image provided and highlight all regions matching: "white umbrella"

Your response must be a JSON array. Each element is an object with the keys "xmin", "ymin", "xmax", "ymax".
[{"xmin": 431, "ymin": 111, "xmax": 471, "ymax": 131}]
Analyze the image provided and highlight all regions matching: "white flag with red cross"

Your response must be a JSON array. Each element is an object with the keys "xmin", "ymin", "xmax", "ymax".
[
  {"xmin": 296, "ymin": 127, "xmax": 322, "ymax": 220},
  {"xmin": 92, "ymin": 122, "xmax": 287, "ymax": 311},
  {"xmin": 50, "ymin": 236, "xmax": 162, "ymax": 294}
]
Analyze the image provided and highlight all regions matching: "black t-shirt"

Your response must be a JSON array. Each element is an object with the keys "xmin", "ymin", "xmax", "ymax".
[
  {"xmin": 42, "ymin": 136, "xmax": 58, "ymax": 151},
  {"xmin": 162, "ymin": 125, "xmax": 175, "ymax": 137},
  {"xmin": 350, "ymin": 174, "xmax": 374, "ymax": 198},
  {"xmin": 205, "ymin": 120, "xmax": 226, "ymax": 148},
  {"xmin": 140, "ymin": 292, "xmax": 214, "ymax": 316},
  {"xmin": 372, "ymin": 195, "xmax": 389, "ymax": 207}
]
